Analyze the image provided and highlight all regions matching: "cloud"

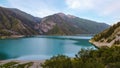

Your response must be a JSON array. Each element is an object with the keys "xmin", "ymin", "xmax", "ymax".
[
  {"xmin": 7, "ymin": 0, "xmax": 120, "ymax": 17},
  {"xmin": 65, "ymin": 0, "xmax": 120, "ymax": 16},
  {"xmin": 65, "ymin": 0, "xmax": 94, "ymax": 10},
  {"xmin": 100, "ymin": 1, "xmax": 120, "ymax": 15}
]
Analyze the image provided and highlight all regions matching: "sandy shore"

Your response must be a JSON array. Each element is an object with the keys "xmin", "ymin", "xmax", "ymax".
[
  {"xmin": 0, "ymin": 35, "xmax": 25, "ymax": 39},
  {"xmin": 9, "ymin": 35, "xmax": 25, "ymax": 38},
  {"xmin": 0, "ymin": 60, "xmax": 45, "ymax": 68}
]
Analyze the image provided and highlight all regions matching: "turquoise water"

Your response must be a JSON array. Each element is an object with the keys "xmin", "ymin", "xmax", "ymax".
[{"xmin": 0, "ymin": 36, "xmax": 95, "ymax": 60}]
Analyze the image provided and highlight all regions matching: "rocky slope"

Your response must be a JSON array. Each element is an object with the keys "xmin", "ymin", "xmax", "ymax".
[
  {"xmin": 37, "ymin": 13, "xmax": 109, "ymax": 35},
  {"xmin": 90, "ymin": 22, "xmax": 120, "ymax": 47}
]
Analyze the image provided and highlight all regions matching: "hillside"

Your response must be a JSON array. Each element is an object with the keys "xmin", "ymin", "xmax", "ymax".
[
  {"xmin": 9, "ymin": 8, "xmax": 41, "ymax": 23},
  {"xmin": 90, "ymin": 22, "xmax": 120, "ymax": 47},
  {"xmin": 38, "ymin": 13, "xmax": 109, "ymax": 35},
  {"xmin": 0, "ymin": 6, "xmax": 40, "ymax": 36}
]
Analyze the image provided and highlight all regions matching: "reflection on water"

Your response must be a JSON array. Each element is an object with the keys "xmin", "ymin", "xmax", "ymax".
[{"xmin": 0, "ymin": 36, "xmax": 95, "ymax": 60}]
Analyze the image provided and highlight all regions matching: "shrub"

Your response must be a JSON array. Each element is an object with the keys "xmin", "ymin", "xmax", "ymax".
[{"xmin": 41, "ymin": 46, "xmax": 120, "ymax": 68}]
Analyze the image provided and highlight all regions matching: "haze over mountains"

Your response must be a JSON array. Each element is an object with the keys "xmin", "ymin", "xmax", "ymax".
[{"xmin": 0, "ymin": 6, "xmax": 110, "ymax": 36}]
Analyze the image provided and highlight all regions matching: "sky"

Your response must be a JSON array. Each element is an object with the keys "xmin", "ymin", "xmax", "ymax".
[{"xmin": 0, "ymin": 0, "xmax": 120, "ymax": 25}]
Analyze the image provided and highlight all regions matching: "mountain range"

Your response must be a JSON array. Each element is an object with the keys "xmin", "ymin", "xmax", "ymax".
[{"xmin": 0, "ymin": 6, "xmax": 110, "ymax": 36}]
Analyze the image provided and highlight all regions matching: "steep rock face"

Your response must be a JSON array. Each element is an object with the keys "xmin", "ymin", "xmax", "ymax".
[
  {"xmin": 0, "ymin": 7, "xmax": 40, "ymax": 35},
  {"xmin": 38, "ymin": 13, "xmax": 84, "ymax": 35},
  {"xmin": 90, "ymin": 22, "xmax": 120, "ymax": 47},
  {"xmin": 38, "ymin": 13, "xmax": 109, "ymax": 35}
]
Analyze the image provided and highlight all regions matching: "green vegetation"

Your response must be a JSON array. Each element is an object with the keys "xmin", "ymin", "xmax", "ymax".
[
  {"xmin": 0, "ymin": 29, "xmax": 12, "ymax": 36},
  {"xmin": 91, "ymin": 22, "xmax": 120, "ymax": 42},
  {"xmin": 41, "ymin": 55, "xmax": 72, "ymax": 68},
  {"xmin": 72, "ymin": 17, "xmax": 109, "ymax": 34},
  {"xmin": 0, "ymin": 62, "xmax": 19, "ymax": 68},
  {"xmin": 46, "ymin": 25, "xmax": 65, "ymax": 35},
  {"xmin": 0, "ymin": 6, "xmax": 39, "ymax": 36},
  {"xmin": 0, "ymin": 61, "xmax": 33, "ymax": 68},
  {"xmin": 114, "ymin": 40, "xmax": 120, "ymax": 45},
  {"xmin": 41, "ymin": 46, "xmax": 120, "ymax": 68}
]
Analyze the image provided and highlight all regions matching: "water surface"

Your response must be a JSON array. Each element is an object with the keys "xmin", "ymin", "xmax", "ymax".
[{"xmin": 0, "ymin": 36, "xmax": 95, "ymax": 60}]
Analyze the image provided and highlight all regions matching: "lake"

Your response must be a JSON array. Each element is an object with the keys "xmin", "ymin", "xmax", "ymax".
[{"xmin": 0, "ymin": 36, "xmax": 95, "ymax": 60}]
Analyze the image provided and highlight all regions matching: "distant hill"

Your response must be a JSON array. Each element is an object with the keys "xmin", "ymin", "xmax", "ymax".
[
  {"xmin": 38, "ymin": 13, "xmax": 109, "ymax": 35},
  {"xmin": 90, "ymin": 22, "xmax": 120, "ymax": 47},
  {"xmin": 0, "ymin": 6, "xmax": 110, "ymax": 36}
]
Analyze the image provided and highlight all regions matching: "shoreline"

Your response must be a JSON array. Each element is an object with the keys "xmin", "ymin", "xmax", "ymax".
[
  {"xmin": 89, "ymin": 40, "xmax": 99, "ymax": 49},
  {"xmin": 0, "ymin": 34, "xmax": 94, "ymax": 39},
  {"xmin": 0, "ymin": 35, "xmax": 25, "ymax": 39},
  {"xmin": 89, "ymin": 40, "xmax": 113, "ymax": 48}
]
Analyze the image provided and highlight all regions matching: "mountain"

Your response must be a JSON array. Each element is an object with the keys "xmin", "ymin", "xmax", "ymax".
[
  {"xmin": 9, "ymin": 8, "xmax": 41, "ymax": 23},
  {"xmin": 90, "ymin": 22, "xmax": 120, "ymax": 47},
  {"xmin": 38, "ymin": 13, "xmax": 109, "ymax": 35},
  {"xmin": 0, "ymin": 6, "xmax": 40, "ymax": 36},
  {"xmin": 0, "ymin": 6, "xmax": 110, "ymax": 36}
]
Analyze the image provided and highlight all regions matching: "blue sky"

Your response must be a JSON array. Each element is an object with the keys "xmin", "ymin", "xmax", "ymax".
[{"xmin": 0, "ymin": 0, "xmax": 120, "ymax": 25}]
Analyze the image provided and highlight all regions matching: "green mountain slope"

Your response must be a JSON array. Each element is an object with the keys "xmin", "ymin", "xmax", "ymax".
[
  {"xmin": 90, "ymin": 22, "xmax": 120, "ymax": 47},
  {"xmin": 0, "ymin": 6, "xmax": 40, "ymax": 36}
]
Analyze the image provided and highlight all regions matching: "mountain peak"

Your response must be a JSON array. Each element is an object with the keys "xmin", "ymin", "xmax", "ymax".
[
  {"xmin": 56, "ymin": 12, "xmax": 65, "ymax": 15},
  {"xmin": 55, "ymin": 13, "xmax": 66, "ymax": 17},
  {"xmin": 67, "ymin": 14, "xmax": 76, "ymax": 18},
  {"xmin": 54, "ymin": 13, "xmax": 76, "ymax": 19}
]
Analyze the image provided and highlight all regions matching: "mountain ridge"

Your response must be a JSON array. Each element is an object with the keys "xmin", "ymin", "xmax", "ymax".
[
  {"xmin": 38, "ymin": 13, "xmax": 109, "ymax": 35},
  {"xmin": 0, "ymin": 6, "xmax": 110, "ymax": 37}
]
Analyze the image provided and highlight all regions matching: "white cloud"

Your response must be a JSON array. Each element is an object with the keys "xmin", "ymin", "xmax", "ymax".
[
  {"xmin": 7, "ymin": 0, "xmax": 120, "ymax": 17},
  {"xmin": 65, "ymin": 0, "xmax": 120, "ymax": 16},
  {"xmin": 65, "ymin": 0, "xmax": 94, "ymax": 10}
]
